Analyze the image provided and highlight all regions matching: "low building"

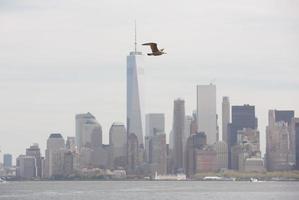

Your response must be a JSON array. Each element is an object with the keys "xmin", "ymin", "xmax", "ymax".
[
  {"xmin": 16, "ymin": 155, "xmax": 36, "ymax": 180},
  {"xmin": 244, "ymin": 157, "xmax": 265, "ymax": 172},
  {"xmin": 195, "ymin": 147, "xmax": 217, "ymax": 173}
]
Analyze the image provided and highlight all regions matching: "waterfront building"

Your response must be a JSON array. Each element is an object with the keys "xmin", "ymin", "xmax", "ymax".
[
  {"xmin": 266, "ymin": 110, "xmax": 296, "ymax": 171},
  {"xmin": 194, "ymin": 147, "xmax": 217, "ymax": 173},
  {"xmin": 81, "ymin": 118, "xmax": 102, "ymax": 149},
  {"xmin": 109, "ymin": 122, "xmax": 127, "ymax": 169},
  {"xmin": 145, "ymin": 113, "xmax": 165, "ymax": 137},
  {"xmin": 26, "ymin": 143, "xmax": 42, "ymax": 177},
  {"xmin": 244, "ymin": 157, "xmax": 265, "ymax": 172},
  {"xmin": 222, "ymin": 96, "xmax": 230, "ymax": 143},
  {"xmin": 127, "ymin": 133, "xmax": 139, "ymax": 174},
  {"xmin": 66, "ymin": 137, "xmax": 76, "ymax": 152},
  {"xmin": 127, "ymin": 49, "xmax": 145, "ymax": 147},
  {"xmin": 45, "ymin": 133, "xmax": 65, "ymax": 178},
  {"xmin": 185, "ymin": 132, "xmax": 207, "ymax": 177},
  {"xmin": 231, "ymin": 128, "xmax": 261, "ymax": 171},
  {"xmin": 16, "ymin": 155, "xmax": 36, "ymax": 179},
  {"xmin": 196, "ymin": 84, "xmax": 217, "ymax": 145},
  {"xmin": 228, "ymin": 104, "xmax": 257, "ymax": 168},
  {"xmin": 75, "ymin": 112, "xmax": 96, "ymax": 150},
  {"xmin": 3, "ymin": 154, "xmax": 12, "ymax": 169},
  {"xmin": 172, "ymin": 99, "xmax": 185, "ymax": 172},
  {"xmin": 295, "ymin": 118, "xmax": 299, "ymax": 170},
  {"xmin": 148, "ymin": 133, "xmax": 167, "ymax": 175},
  {"xmin": 213, "ymin": 141, "xmax": 228, "ymax": 170}
]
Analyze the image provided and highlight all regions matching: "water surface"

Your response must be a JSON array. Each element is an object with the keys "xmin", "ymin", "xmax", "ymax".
[{"xmin": 1, "ymin": 181, "xmax": 298, "ymax": 200}]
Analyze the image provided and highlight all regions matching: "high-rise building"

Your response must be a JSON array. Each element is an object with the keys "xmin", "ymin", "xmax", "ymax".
[
  {"xmin": 172, "ymin": 99, "xmax": 185, "ymax": 172},
  {"xmin": 45, "ymin": 133, "xmax": 65, "ymax": 178},
  {"xmin": 190, "ymin": 111, "xmax": 198, "ymax": 135},
  {"xmin": 16, "ymin": 155, "xmax": 36, "ymax": 179},
  {"xmin": 195, "ymin": 147, "xmax": 217, "ymax": 173},
  {"xmin": 266, "ymin": 110, "xmax": 295, "ymax": 171},
  {"xmin": 228, "ymin": 104, "xmax": 257, "ymax": 168},
  {"xmin": 231, "ymin": 128, "xmax": 262, "ymax": 171},
  {"xmin": 81, "ymin": 119, "xmax": 102, "ymax": 149},
  {"xmin": 197, "ymin": 84, "xmax": 217, "ymax": 145},
  {"xmin": 145, "ymin": 113, "xmax": 165, "ymax": 137},
  {"xmin": 222, "ymin": 96, "xmax": 230, "ymax": 143},
  {"xmin": 229, "ymin": 105, "xmax": 257, "ymax": 146},
  {"xmin": 127, "ymin": 133, "xmax": 139, "ymax": 174},
  {"xmin": 109, "ymin": 122, "xmax": 127, "ymax": 169},
  {"xmin": 185, "ymin": 132, "xmax": 207, "ymax": 177},
  {"xmin": 66, "ymin": 137, "xmax": 76, "ymax": 152},
  {"xmin": 3, "ymin": 154, "xmax": 12, "ymax": 169},
  {"xmin": 26, "ymin": 143, "xmax": 42, "ymax": 178},
  {"xmin": 127, "ymin": 50, "xmax": 144, "ymax": 147},
  {"xmin": 213, "ymin": 141, "xmax": 228, "ymax": 170},
  {"xmin": 75, "ymin": 112, "xmax": 96, "ymax": 150},
  {"xmin": 148, "ymin": 133, "xmax": 167, "ymax": 175},
  {"xmin": 294, "ymin": 118, "xmax": 299, "ymax": 170}
]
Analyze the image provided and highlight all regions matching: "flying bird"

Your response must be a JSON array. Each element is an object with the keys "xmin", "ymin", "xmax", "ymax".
[{"xmin": 142, "ymin": 42, "xmax": 166, "ymax": 56}]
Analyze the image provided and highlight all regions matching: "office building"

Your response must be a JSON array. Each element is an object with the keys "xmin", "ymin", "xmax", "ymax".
[
  {"xmin": 228, "ymin": 104, "xmax": 257, "ymax": 168},
  {"xmin": 213, "ymin": 141, "xmax": 228, "ymax": 170},
  {"xmin": 75, "ymin": 112, "xmax": 96, "ymax": 150},
  {"xmin": 16, "ymin": 155, "xmax": 36, "ymax": 179},
  {"xmin": 197, "ymin": 84, "xmax": 217, "ymax": 144},
  {"xmin": 148, "ymin": 133, "xmax": 167, "ymax": 175},
  {"xmin": 109, "ymin": 122, "xmax": 127, "ymax": 169},
  {"xmin": 266, "ymin": 110, "xmax": 295, "ymax": 171},
  {"xmin": 127, "ymin": 49, "xmax": 145, "ymax": 147},
  {"xmin": 45, "ymin": 133, "xmax": 65, "ymax": 178},
  {"xmin": 222, "ymin": 96, "xmax": 230, "ymax": 143},
  {"xmin": 295, "ymin": 118, "xmax": 299, "ymax": 170},
  {"xmin": 145, "ymin": 113, "xmax": 165, "ymax": 137},
  {"xmin": 172, "ymin": 99, "xmax": 185, "ymax": 172},
  {"xmin": 3, "ymin": 154, "xmax": 12, "ymax": 169},
  {"xmin": 26, "ymin": 143, "xmax": 42, "ymax": 177}
]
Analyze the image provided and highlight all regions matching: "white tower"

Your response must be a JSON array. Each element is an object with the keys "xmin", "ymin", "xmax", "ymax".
[
  {"xmin": 197, "ymin": 84, "xmax": 217, "ymax": 145},
  {"xmin": 127, "ymin": 23, "xmax": 145, "ymax": 147},
  {"xmin": 222, "ymin": 96, "xmax": 230, "ymax": 143}
]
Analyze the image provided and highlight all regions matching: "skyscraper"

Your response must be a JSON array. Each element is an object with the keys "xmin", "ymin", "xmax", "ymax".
[
  {"xmin": 16, "ymin": 155, "xmax": 36, "ymax": 180},
  {"xmin": 172, "ymin": 99, "xmax": 185, "ymax": 172},
  {"xmin": 222, "ymin": 96, "xmax": 230, "ymax": 143},
  {"xmin": 75, "ymin": 112, "xmax": 96, "ymax": 150},
  {"xmin": 197, "ymin": 84, "xmax": 217, "ymax": 145},
  {"xmin": 228, "ymin": 105, "xmax": 257, "ymax": 147},
  {"xmin": 66, "ymin": 137, "xmax": 76, "ymax": 152},
  {"xmin": 3, "ymin": 154, "xmax": 12, "ymax": 169},
  {"xmin": 26, "ymin": 144, "xmax": 42, "ymax": 178},
  {"xmin": 145, "ymin": 113, "xmax": 165, "ymax": 137},
  {"xmin": 81, "ymin": 119, "xmax": 102, "ymax": 149},
  {"xmin": 127, "ymin": 49, "xmax": 144, "ymax": 147},
  {"xmin": 148, "ymin": 133, "xmax": 167, "ymax": 175},
  {"xmin": 295, "ymin": 118, "xmax": 299, "ymax": 170},
  {"xmin": 266, "ymin": 110, "xmax": 295, "ymax": 171},
  {"xmin": 45, "ymin": 133, "xmax": 65, "ymax": 178},
  {"xmin": 109, "ymin": 122, "xmax": 127, "ymax": 169},
  {"xmin": 228, "ymin": 104, "xmax": 257, "ymax": 168}
]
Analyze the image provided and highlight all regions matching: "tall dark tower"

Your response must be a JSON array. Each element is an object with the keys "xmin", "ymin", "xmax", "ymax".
[
  {"xmin": 227, "ymin": 104, "xmax": 257, "ymax": 168},
  {"xmin": 172, "ymin": 99, "xmax": 185, "ymax": 172}
]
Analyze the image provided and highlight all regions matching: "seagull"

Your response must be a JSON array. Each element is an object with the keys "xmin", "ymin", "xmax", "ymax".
[{"xmin": 142, "ymin": 42, "xmax": 166, "ymax": 56}]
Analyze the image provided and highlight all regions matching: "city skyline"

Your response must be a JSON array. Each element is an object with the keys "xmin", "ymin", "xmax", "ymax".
[{"xmin": 1, "ymin": 0, "xmax": 299, "ymax": 160}]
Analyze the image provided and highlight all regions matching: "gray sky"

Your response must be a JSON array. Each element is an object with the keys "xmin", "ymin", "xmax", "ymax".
[{"xmin": 0, "ymin": 0, "xmax": 299, "ymax": 160}]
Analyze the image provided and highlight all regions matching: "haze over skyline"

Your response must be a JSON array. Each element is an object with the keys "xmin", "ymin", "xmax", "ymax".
[{"xmin": 0, "ymin": 0, "xmax": 298, "ymax": 159}]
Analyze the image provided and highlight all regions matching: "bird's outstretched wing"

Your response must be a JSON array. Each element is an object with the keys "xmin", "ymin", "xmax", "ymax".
[{"xmin": 142, "ymin": 42, "xmax": 159, "ymax": 53}]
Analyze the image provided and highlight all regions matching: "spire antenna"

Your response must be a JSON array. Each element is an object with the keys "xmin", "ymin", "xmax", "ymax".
[{"xmin": 134, "ymin": 20, "xmax": 137, "ymax": 52}]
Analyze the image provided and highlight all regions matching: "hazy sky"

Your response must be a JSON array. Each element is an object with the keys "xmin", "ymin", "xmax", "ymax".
[{"xmin": 0, "ymin": 0, "xmax": 299, "ymax": 160}]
